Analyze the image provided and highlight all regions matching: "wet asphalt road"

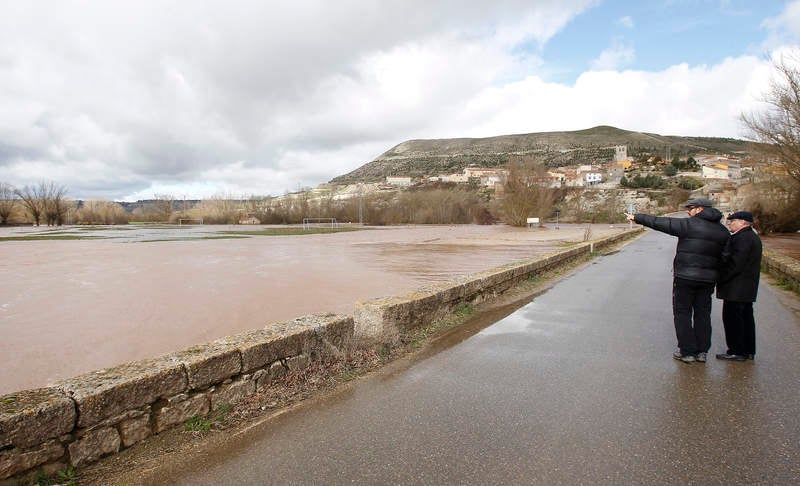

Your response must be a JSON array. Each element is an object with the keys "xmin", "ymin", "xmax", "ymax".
[{"xmin": 172, "ymin": 231, "xmax": 800, "ymax": 485}]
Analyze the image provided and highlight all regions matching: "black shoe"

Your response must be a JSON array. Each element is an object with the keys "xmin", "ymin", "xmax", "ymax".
[{"xmin": 715, "ymin": 353, "xmax": 747, "ymax": 361}]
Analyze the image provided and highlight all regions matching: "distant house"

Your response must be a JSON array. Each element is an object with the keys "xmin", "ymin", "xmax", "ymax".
[
  {"xmin": 386, "ymin": 176, "xmax": 412, "ymax": 186},
  {"xmin": 547, "ymin": 171, "xmax": 566, "ymax": 187},
  {"xmin": 563, "ymin": 171, "xmax": 584, "ymax": 187},
  {"xmin": 585, "ymin": 173, "xmax": 602, "ymax": 186},
  {"xmin": 462, "ymin": 168, "xmax": 509, "ymax": 187},
  {"xmin": 440, "ymin": 173, "xmax": 469, "ymax": 183},
  {"xmin": 702, "ymin": 164, "xmax": 730, "ymax": 180}
]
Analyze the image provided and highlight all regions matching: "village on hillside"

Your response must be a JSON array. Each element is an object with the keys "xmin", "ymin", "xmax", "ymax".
[{"xmin": 281, "ymin": 144, "xmax": 780, "ymax": 218}]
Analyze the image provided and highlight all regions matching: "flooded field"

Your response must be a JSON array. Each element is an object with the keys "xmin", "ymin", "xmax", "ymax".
[
  {"xmin": 0, "ymin": 223, "xmax": 627, "ymax": 394},
  {"xmin": 762, "ymin": 232, "xmax": 800, "ymax": 259}
]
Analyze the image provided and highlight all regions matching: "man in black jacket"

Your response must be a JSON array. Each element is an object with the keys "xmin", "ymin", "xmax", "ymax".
[
  {"xmin": 715, "ymin": 211, "xmax": 763, "ymax": 361},
  {"xmin": 625, "ymin": 197, "xmax": 730, "ymax": 363}
]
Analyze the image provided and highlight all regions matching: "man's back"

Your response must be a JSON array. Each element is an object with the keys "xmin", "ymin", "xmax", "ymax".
[{"xmin": 634, "ymin": 207, "xmax": 729, "ymax": 283}]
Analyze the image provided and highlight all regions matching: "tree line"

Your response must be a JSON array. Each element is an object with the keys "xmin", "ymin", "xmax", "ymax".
[{"xmin": 0, "ymin": 181, "xmax": 69, "ymax": 226}]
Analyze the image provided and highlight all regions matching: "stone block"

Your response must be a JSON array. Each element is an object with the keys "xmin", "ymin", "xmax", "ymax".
[
  {"xmin": 118, "ymin": 414, "xmax": 151, "ymax": 448},
  {"xmin": 310, "ymin": 314, "xmax": 354, "ymax": 357},
  {"xmin": 256, "ymin": 361, "xmax": 287, "ymax": 390},
  {"xmin": 67, "ymin": 427, "xmax": 120, "ymax": 467},
  {"xmin": 0, "ymin": 440, "xmax": 63, "ymax": 480},
  {"xmin": 285, "ymin": 354, "xmax": 310, "ymax": 372},
  {"xmin": 353, "ymin": 299, "xmax": 391, "ymax": 344},
  {"xmin": 153, "ymin": 394, "xmax": 209, "ymax": 433},
  {"xmin": 167, "ymin": 343, "xmax": 242, "ymax": 390},
  {"xmin": 210, "ymin": 379, "xmax": 255, "ymax": 411},
  {"xmin": 0, "ymin": 387, "xmax": 76, "ymax": 449},
  {"xmin": 355, "ymin": 288, "xmax": 452, "ymax": 345},
  {"xmin": 58, "ymin": 356, "xmax": 186, "ymax": 428},
  {"xmin": 217, "ymin": 318, "xmax": 317, "ymax": 373}
]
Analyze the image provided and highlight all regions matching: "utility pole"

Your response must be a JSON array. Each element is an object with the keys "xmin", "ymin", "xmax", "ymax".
[{"xmin": 358, "ymin": 183, "xmax": 363, "ymax": 225}]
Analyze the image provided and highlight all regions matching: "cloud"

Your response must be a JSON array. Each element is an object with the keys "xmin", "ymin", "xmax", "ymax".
[
  {"xmin": 618, "ymin": 16, "xmax": 635, "ymax": 29},
  {"xmin": 0, "ymin": 0, "xmax": 597, "ymax": 200},
  {"xmin": 457, "ymin": 54, "xmax": 772, "ymax": 140},
  {"xmin": 761, "ymin": 0, "xmax": 800, "ymax": 50},
  {"xmin": 590, "ymin": 39, "xmax": 636, "ymax": 71},
  {"xmin": 0, "ymin": 0, "xmax": 790, "ymax": 200}
]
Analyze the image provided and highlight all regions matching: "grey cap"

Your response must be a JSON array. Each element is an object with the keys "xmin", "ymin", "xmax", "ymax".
[{"xmin": 684, "ymin": 197, "xmax": 714, "ymax": 208}]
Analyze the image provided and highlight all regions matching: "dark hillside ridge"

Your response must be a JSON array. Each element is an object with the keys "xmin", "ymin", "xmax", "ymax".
[{"xmin": 331, "ymin": 125, "xmax": 752, "ymax": 183}]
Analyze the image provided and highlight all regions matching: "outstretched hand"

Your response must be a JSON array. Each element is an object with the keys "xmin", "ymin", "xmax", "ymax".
[{"xmin": 624, "ymin": 212, "xmax": 635, "ymax": 222}]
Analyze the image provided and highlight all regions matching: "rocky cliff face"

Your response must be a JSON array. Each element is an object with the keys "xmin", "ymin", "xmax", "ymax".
[{"xmin": 331, "ymin": 125, "xmax": 751, "ymax": 183}]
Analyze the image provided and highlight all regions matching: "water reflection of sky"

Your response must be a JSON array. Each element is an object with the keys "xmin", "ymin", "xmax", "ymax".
[{"xmin": 479, "ymin": 302, "xmax": 583, "ymax": 337}]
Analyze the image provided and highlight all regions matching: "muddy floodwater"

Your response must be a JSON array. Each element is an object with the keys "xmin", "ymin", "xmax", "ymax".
[
  {"xmin": 0, "ymin": 224, "xmax": 627, "ymax": 394},
  {"xmin": 762, "ymin": 232, "xmax": 800, "ymax": 260}
]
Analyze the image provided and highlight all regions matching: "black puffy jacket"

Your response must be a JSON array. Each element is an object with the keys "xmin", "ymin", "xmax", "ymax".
[
  {"xmin": 716, "ymin": 227, "xmax": 762, "ymax": 302},
  {"xmin": 634, "ymin": 208, "xmax": 730, "ymax": 283}
]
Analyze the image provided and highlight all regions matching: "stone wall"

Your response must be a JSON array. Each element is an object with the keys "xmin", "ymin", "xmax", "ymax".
[
  {"xmin": 762, "ymin": 250, "xmax": 800, "ymax": 293},
  {"xmin": 0, "ymin": 313, "xmax": 353, "ymax": 481},
  {"xmin": 0, "ymin": 229, "xmax": 641, "ymax": 481}
]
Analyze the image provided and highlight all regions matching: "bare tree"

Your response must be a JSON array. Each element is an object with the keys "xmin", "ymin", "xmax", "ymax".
[
  {"xmin": 500, "ymin": 158, "xmax": 559, "ymax": 226},
  {"xmin": 152, "ymin": 194, "xmax": 175, "ymax": 222},
  {"xmin": 198, "ymin": 193, "xmax": 243, "ymax": 224},
  {"xmin": 0, "ymin": 182, "xmax": 17, "ymax": 224},
  {"xmin": 14, "ymin": 184, "xmax": 45, "ymax": 226},
  {"xmin": 740, "ymin": 51, "xmax": 800, "ymax": 183},
  {"xmin": 41, "ymin": 181, "xmax": 69, "ymax": 225},
  {"xmin": 76, "ymin": 199, "xmax": 130, "ymax": 224}
]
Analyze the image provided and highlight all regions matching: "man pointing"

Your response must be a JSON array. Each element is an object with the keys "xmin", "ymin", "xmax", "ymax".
[{"xmin": 625, "ymin": 198, "xmax": 730, "ymax": 363}]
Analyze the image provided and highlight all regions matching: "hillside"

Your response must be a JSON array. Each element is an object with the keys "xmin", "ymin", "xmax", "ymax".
[{"xmin": 331, "ymin": 125, "xmax": 752, "ymax": 183}]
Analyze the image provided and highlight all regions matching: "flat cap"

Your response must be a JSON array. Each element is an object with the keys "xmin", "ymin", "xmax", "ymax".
[
  {"xmin": 684, "ymin": 197, "xmax": 714, "ymax": 208},
  {"xmin": 727, "ymin": 211, "xmax": 754, "ymax": 223}
]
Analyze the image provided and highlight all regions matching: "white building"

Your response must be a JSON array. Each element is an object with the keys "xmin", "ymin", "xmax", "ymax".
[
  {"xmin": 440, "ymin": 173, "xmax": 469, "ymax": 183},
  {"xmin": 585, "ymin": 173, "xmax": 603, "ymax": 185},
  {"xmin": 386, "ymin": 176, "xmax": 412, "ymax": 186},
  {"xmin": 702, "ymin": 164, "xmax": 730, "ymax": 180}
]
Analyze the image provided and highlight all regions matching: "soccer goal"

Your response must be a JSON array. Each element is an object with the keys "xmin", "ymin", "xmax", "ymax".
[
  {"xmin": 302, "ymin": 217, "xmax": 338, "ymax": 230},
  {"xmin": 178, "ymin": 218, "xmax": 204, "ymax": 226}
]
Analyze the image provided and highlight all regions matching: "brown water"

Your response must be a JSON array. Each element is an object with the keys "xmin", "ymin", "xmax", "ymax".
[
  {"xmin": 762, "ymin": 233, "xmax": 800, "ymax": 259},
  {"xmin": 0, "ymin": 224, "xmax": 625, "ymax": 394}
]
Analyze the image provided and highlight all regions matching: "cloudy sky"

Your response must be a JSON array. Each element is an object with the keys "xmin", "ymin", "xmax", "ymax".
[{"xmin": 1, "ymin": 0, "xmax": 799, "ymax": 201}]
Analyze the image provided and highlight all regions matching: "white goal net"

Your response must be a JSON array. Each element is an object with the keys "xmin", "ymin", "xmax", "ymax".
[
  {"xmin": 178, "ymin": 218, "xmax": 204, "ymax": 226},
  {"xmin": 302, "ymin": 217, "xmax": 338, "ymax": 230}
]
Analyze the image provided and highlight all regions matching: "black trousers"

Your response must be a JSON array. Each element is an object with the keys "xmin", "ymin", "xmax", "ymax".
[
  {"xmin": 722, "ymin": 300, "xmax": 756, "ymax": 356},
  {"xmin": 672, "ymin": 278, "xmax": 714, "ymax": 354}
]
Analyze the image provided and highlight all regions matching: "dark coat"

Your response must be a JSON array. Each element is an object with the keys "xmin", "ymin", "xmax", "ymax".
[
  {"xmin": 634, "ymin": 207, "xmax": 729, "ymax": 283},
  {"xmin": 716, "ymin": 227, "xmax": 762, "ymax": 302}
]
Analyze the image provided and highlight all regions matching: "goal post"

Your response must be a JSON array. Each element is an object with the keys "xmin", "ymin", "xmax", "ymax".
[
  {"xmin": 302, "ymin": 217, "xmax": 338, "ymax": 230},
  {"xmin": 178, "ymin": 218, "xmax": 204, "ymax": 226}
]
